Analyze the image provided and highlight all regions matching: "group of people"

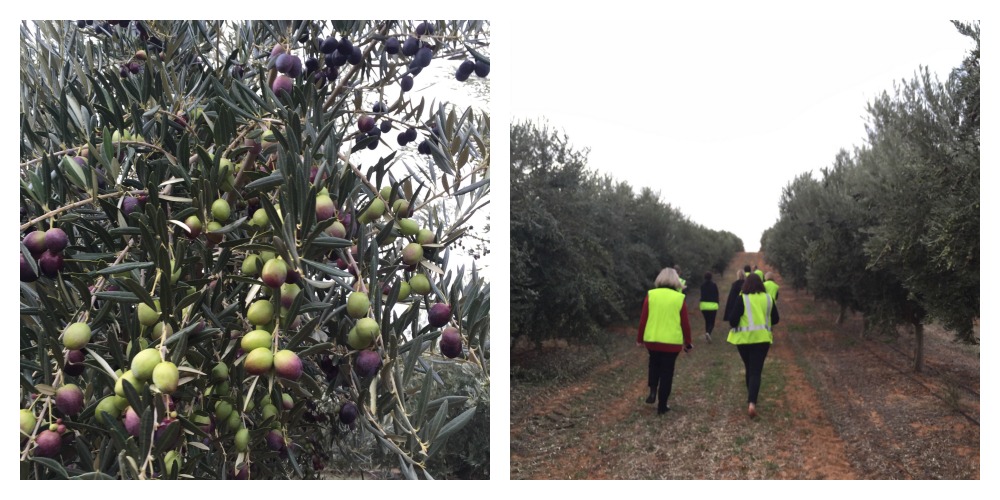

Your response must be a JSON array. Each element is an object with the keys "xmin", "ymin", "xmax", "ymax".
[{"xmin": 636, "ymin": 264, "xmax": 780, "ymax": 417}]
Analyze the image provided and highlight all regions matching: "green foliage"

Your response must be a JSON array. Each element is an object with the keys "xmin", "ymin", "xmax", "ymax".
[
  {"xmin": 510, "ymin": 120, "xmax": 742, "ymax": 346},
  {"xmin": 762, "ymin": 22, "xmax": 979, "ymax": 360},
  {"xmin": 19, "ymin": 20, "xmax": 489, "ymax": 479}
]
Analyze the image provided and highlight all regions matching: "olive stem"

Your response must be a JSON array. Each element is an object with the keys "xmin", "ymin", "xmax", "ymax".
[{"xmin": 20, "ymin": 189, "xmax": 147, "ymax": 233}]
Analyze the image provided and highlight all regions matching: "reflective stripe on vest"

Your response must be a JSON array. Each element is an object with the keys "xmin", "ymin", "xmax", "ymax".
[{"xmin": 643, "ymin": 288, "xmax": 685, "ymax": 345}]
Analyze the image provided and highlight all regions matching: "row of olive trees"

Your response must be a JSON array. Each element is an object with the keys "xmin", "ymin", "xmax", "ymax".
[
  {"xmin": 511, "ymin": 120, "xmax": 743, "ymax": 347},
  {"xmin": 762, "ymin": 21, "xmax": 979, "ymax": 372}
]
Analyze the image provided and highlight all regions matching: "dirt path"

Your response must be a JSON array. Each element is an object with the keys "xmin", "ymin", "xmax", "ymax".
[{"xmin": 510, "ymin": 252, "xmax": 980, "ymax": 480}]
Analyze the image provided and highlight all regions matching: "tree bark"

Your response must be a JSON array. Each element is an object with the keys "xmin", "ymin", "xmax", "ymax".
[{"xmin": 913, "ymin": 322, "xmax": 924, "ymax": 373}]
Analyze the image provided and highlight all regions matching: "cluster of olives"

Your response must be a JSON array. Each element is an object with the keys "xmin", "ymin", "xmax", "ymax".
[
  {"xmin": 119, "ymin": 50, "xmax": 146, "ymax": 77},
  {"xmin": 455, "ymin": 58, "xmax": 490, "ymax": 82},
  {"xmin": 21, "ymin": 227, "xmax": 70, "ymax": 281}
]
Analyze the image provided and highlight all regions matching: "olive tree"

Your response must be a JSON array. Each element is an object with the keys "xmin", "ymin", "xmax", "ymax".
[
  {"xmin": 510, "ymin": 120, "xmax": 742, "ymax": 349},
  {"xmin": 762, "ymin": 21, "xmax": 979, "ymax": 371},
  {"xmin": 19, "ymin": 19, "xmax": 490, "ymax": 479}
]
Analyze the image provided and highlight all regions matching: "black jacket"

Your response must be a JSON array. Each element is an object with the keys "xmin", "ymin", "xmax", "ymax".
[
  {"xmin": 722, "ymin": 279, "xmax": 743, "ymax": 322},
  {"xmin": 700, "ymin": 281, "xmax": 719, "ymax": 304}
]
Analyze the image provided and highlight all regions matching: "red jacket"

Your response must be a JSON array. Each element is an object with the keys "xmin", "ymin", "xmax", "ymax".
[{"xmin": 637, "ymin": 296, "xmax": 692, "ymax": 353}]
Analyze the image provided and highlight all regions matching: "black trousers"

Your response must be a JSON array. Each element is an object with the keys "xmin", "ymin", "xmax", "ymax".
[
  {"xmin": 702, "ymin": 310, "xmax": 717, "ymax": 334},
  {"xmin": 736, "ymin": 343, "xmax": 770, "ymax": 404},
  {"xmin": 647, "ymin": 350, "xmax": 679, "ymax": 411}
]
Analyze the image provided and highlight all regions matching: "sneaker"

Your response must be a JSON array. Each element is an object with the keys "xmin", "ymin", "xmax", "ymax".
[
  {"xmin": 705, "ymin": 332, "xmax": 712, "ymax": 343},
  {"xmin": 645, "ymin": 394, "xmax": 655, "ymax": 404},
  {"xmin": 658, "ymin": 405, "xmax": 670, "ymax": 415},
  {"xmin": 748, "ymin": 403, "xmax": 757, "ymax": 418}
]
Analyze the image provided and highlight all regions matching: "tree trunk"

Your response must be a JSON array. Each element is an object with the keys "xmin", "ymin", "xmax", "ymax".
[
  {"xmin": 836, "ymin": 304, "xmax": 847, "ymax": 325},
  {"xmin": 913, "ymin": 322, "xmax": 924, "ymax": 373}
]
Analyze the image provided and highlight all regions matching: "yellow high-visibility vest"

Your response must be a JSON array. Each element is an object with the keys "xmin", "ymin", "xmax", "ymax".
[
  {"xmin": 727, "ymin": 292, "xmax": 773, "ymax": 345},
  {"xmin": 643, "ymin": 288, "xmax": 685, "ymax": 345},
  {"xmin": 764, "ymin": 280, "xmax": 779, "ymax": 302}
]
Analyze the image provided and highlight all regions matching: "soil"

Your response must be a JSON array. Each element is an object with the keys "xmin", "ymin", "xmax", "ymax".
[{"xmin": 509, "ymin": 252, "xmax": 980, "ymax": 480}]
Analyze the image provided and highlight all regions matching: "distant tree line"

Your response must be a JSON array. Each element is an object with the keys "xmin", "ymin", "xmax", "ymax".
[
  {"xmin": 761, "ymin": 21, "xmax": 979, "ymax": 372},
  {"xmin": 511, "ymin": 121, "xmax": 743, "ymax": 346}
]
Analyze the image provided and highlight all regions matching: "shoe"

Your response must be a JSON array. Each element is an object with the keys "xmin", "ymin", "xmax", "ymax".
[
  {"xmin": 748, "ymin": 403, "xmax": 757, "ymax": 418},
  {"xmin": 657, "ymin": 405, "xmax": 670, "ymax": 415},
  {"xmin": 705, "ymin": 332, "xmax": 712, "ymax": 343},
  {"xmin": 645, "ymin": 394, "xmax": 655, "ymax": 404}
]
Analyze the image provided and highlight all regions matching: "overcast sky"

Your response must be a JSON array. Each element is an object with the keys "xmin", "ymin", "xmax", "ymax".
[{"xmin": 510, "ymin": 19, "xmax": 974, "ymax": 252}]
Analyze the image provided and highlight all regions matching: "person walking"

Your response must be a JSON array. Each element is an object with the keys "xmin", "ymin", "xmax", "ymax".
[
  {"xmin": 763, "ymin": 272, "xmax": 780, "ymax": 302},
  {"xmin": 727, "ymin": 273, "xmax": 779, "ymax": 418},
  {"xmin": 637, "ymin": 267, "xmax": 693, "ymax": 415},
  {"xmin": 722, "ymin": 267, "xmax": 748, "ymax": 325},
  {"xmin": 699, "ymin": 272, "xmax": 720, "ymax": 342}
]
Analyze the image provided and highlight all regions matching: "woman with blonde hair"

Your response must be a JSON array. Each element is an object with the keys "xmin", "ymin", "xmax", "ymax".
[{"xmin": 637, "ymin": 267, "xmax": 693, "ymax": 415}]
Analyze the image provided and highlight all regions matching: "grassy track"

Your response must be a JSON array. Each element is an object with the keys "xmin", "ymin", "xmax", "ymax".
[{"xmin": 510, "ymin": 252, "xmax": 979, "ymax": 480}]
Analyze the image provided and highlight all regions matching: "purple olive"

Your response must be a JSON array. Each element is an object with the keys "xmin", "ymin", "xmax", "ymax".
[
  {"xmin": 401, "ymin": 36, "xmax": 419, "ymax": 57},
  {"xmin": 124, "ymin": 407, "xmax": 141, "ymax": 437},
  {"xmin": 38, "ymin": 250, "xmax": 64, "ymax": 278},
  {"xmin": 33, "ymin": 430, "xmax": 62, "ymax": 457},
  {"xmin": 45, "ymin": 228, "xmax": 69, "ymax": 253},
  {"xmin": 55, "ymin": 384, "xmax": 84, "ymax": 415},
  {"xmin": 320, "ymin": 36, "xmax": 337, "ymax": 54},
  {"xmin": 63, "ymin": 350, "xmax": 86, "ymax": 376},
  {"xmin": 337, "ymin": 36, "xmax": 353, "ymax": 56},
  {"xmin": 412, "ymin": 47, "xmax": 433, "ymax": 69},
  {"xmin": 440, "ymin": 327, "xmax": 463, "ymax": 358},
  {"xmin": 354, "ymin": 350, "xmax": 381, "ymax": 378},
  {"xmin": 20, "ymin": 254, "xmax": 39, "ymax": 282},
  {"xmin": 428, "ymin": 303, "xmax": 452, "ymax": 328},
  {"xmin": 474, "ymin": 60, "xmax": 490, "ymax": 78},
  {"xmin": 339, "ymin": 401, "xmax": 358, "ymax": 424},
  {"xmin": 385, "ymin": 37, "xmax": 400, "ymax": 54},
  {"xmin": 23, "ymin": 231, "xmax": 48, "ymax": 256},
  {"xmin": 415, "ymin": 22, "xmax": 434, "ymax": 36},
  {"xmin": 266, "ymin": 429, "xmax": 286, "ymax": 451},
  {"xmin": 122, "ymin": 196, "xmax": 140, "ymax": 216},
  {"xmin": 358, "ymin": 115, "xmax": 375, "ymax": 133},
  {"xmin": 272, "ymin": 74, "xmax": 293, "ymax": 97},
  {"xmin": 274, "ymin": 350, "xmax": 303, "ymax": 380}
]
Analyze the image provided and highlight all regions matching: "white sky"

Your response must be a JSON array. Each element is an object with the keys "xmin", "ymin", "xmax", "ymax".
[{"xmin": 511, "ymin": 19, "xmax": 974, "ymax": 251}]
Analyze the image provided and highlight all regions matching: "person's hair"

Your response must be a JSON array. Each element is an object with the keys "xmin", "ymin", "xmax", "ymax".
[
  {"xmin": 736, "ymin": 270, "xmax": 745, "ymax": 280},
  {"xmin": 764, "ymin": 272, "xmax": 774, "ymax": 281},
  {"xmin": 743, "ymin": 265, "xmax": 752, "ymax": 273},
  {"xmin": 742, "ymin": 272, "xmax": 766, "ymax": 294},
  {"xmin": 654, "ymin": 267, "xmax": 682, "ymax": 290},
  {"xmin": 704, "ymin": 272, "xmax": 712, "ymax": 281}
]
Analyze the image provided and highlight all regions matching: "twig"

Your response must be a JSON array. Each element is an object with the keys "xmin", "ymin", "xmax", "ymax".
[{"xmin": 20, "ymin": 189, "xmax": 147, "ymax": 232}]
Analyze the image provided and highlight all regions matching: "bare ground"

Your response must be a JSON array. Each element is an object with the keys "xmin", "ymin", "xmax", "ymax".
[{"xmin": 510, "ymin": 252, "xmax": 980, "ymax": 480}]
